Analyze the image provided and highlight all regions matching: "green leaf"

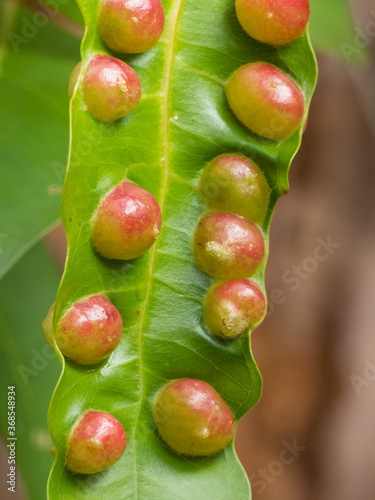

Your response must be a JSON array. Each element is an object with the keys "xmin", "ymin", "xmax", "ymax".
[
  {"xmin": 48, "ymin": 0, "xmax": 317, "ymax": 498},
  {"xmin": 0, "ymin": 2, "xmax": 80, "ymax": 279},
  {"xmin": 49, "ymin": 0, "xmax": 83, "ymax": 25},
  {"xmin": 0, "ymin": 242, "xmax": 61, "ymax": 500},
  {"xmin": 37, "ymin": 0, "xmax": 84, "ymax": 25},
  {"xmin": 309, "ymin": 0, "xmax": 366, "ymax": 63}
]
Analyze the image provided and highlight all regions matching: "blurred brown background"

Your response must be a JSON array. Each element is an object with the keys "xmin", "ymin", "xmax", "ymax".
[{"xmin": 40, "ymin": 49, "xmax": 375, "ymax": 499}]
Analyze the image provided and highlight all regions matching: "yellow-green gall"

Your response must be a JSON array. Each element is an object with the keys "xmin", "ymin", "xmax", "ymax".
[{"xmin": 199, "ymin": 154, "xmax": 270, "ymax": 224}]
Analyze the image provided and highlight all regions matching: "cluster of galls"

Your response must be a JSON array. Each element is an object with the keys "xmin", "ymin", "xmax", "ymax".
[
  {"xmin": 71, "ymin": 0, "xmax": 309, "ymax": 138},
  {"xmin": 194, "ymin": 153, "xmax": 268, "ymax": 341},
  {"xmin": 155, "ymin": 0, "xmax": 310, "ymax": 459},
  {"xmin": 43, "ymin": 180, "xmax": 162, "ymax": 473},
  {"xmin": 46, "ymin": 0, "xmax": 311, "ymax": 476},
  {"xmin": 46, "ymin": 0, "xmax": 167, "ymax": 475},
  {"xmin": 71, "ymin": 0, "xmax": 165, "ymax": 122},
  {"xmin": 227, "ymin": 0, "xmax": 310, "ymax": 141}
]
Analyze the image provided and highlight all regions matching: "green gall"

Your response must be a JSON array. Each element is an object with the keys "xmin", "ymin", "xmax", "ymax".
[
  {"xmin": 152, "ymin": 379, "xmax": 235, "ymax": 456},
  {"xmin": 99, "ymin": 0, "xmax": 165, "ymax": 54},
  {"xmin": 83, "ymin": 55, "xmax": 141, "ymax": 122},
  {"xmin": 194, "ymin": 212, "xmax": 265, "ymax": 279},
  {"xmin": 226, "ymin": 62, "xmax": 305, "ymax": 141},
  {"xmin": 199, "ymin": 153, "xmax": 270, "ymax": 224},
  {"xmin": 92, "ymin": 181, "xmax": 162, "ymax": 260},
  {"xmin": 42, "ymin": 295, "xmax": 123, "ymax": 365},
  {"xmin": 66, "ymin": 410, "xmax": 126, "ymax": 474},
  {"xmin": 236, "ymin": 0, "xmax": 310, "ymax": 46},
  {"xmin": 204, "ymin": 279, "xmax": 266, "ymax": 339}
]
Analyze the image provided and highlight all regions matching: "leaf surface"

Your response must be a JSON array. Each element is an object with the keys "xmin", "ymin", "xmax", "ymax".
[{"xmin": 48, "ymin": 1, "xmax": 317, "ymax": 498}]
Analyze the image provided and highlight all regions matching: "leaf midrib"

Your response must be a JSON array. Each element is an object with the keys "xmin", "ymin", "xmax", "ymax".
[{"xmin": 131, "ymin": 1, "xmax": 186, "ymax": 497}]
